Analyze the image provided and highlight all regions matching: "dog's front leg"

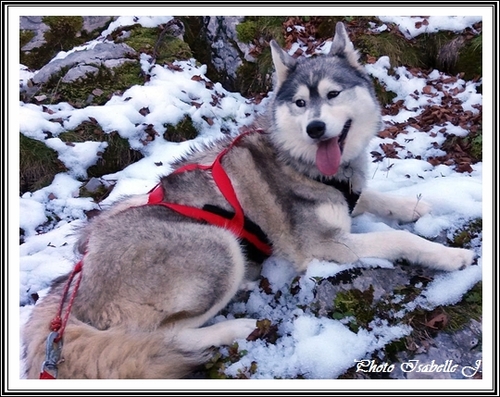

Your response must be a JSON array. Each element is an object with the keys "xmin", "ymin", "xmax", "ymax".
[
  {"xmin": 352, "ymin": 189, "xmax": 431, "ymax": 223},
  {"xmin": 338, "ymin": 230, "xmax": 474, "ymax": 271}
]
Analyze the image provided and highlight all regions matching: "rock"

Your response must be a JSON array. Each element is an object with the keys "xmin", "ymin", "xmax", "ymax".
[
  {"xmin": 203, "ymin": 16, "xmax": 253, "ymax": 91},
  {"xmin": 82, "ymin": 16, "xmax": 115, "ymax": 34},
  {"xmin": 31, "ymin": 42, "xmax": 137, "ymax": 84},
  {"xmin": 20, "ymin": 16, "xmax": 114, "ymax": 52},
  {"xmin": 61, "ymin": 65, "xmax": 99, "ymax": 83},
  {"xmin": 20, "ymin": 16, "xmax": 50, "ymax": 51},
  {"xmin": 391, "ymin": 319, "xmax": 482, "ymax": 379},
  {"xmin": 83, "ymin": 177, "xmax": 105, "ymax": 193}
]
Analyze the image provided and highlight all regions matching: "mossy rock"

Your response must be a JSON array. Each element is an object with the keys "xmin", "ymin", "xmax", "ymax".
[
  {"xmin": 58, "ymin": 121, "xmax": 144, "ymax": 178},
  {"xmin": 20, "ymin": 133, "xmax": 66, "ymax": 194},
  {"xmin": 331, "ymin": 285, "xmax": 376, "ymax": 333},
  {"xmin": 32, "ymin": 61, "xmax": 144, "ymax": 108},
  {"xmin": 117, "ymin": 25, "xmax": 192, "ymax": 64},
  {"xmin": 20, "ymin": 29, "xmax": 35, "ymax": 48},
  {"xmin": 21, "ymin": 16, "xmax": 88, "ymax": 70}
]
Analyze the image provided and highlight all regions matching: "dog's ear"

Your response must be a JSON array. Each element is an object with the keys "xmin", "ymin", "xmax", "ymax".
[
  {"xmin": 270, "ymin": 40, "xmax": 296, "ymax": 88},
  {"xmin": 329, "ymin": 22, "xmax": 363, "ymax": 71}
]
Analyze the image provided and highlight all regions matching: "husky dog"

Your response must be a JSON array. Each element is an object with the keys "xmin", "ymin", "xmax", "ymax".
[{"xmin": 22, "ymin": 23, "xmax": 474, "ymax": 379}]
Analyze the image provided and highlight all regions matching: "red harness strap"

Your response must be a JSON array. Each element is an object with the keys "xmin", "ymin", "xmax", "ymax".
[{"xmin": 147, "ymin": 130, "xmax": 272, "ymax": 257}]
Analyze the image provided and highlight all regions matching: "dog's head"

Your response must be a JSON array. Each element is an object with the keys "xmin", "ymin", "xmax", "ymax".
[{"xmin": 268, "ymin": 22, "xmax": 381, "ymax": 179}]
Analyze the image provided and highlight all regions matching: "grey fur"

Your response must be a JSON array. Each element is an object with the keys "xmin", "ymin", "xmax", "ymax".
[{"xmin": 22, "ymin": 23, "xmax": 474, "ymax": 379}]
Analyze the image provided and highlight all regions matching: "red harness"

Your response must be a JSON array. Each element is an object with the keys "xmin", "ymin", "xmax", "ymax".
[
  {"xmin": 39, "ymin": 129, "xmax": 272, "ymax": 379},
  {"xmin": 147, "ymin": 129, "xmax": 272, "ymax": 257}
]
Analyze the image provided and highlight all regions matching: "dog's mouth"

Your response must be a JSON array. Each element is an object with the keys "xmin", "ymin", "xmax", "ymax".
[
  {"xmin": 315, "ymin": 119, "xmax": 352, "ymax": 176},
  {"xmin": 338, "ymin": 119, "xmax": 352, "ymax": 151}
]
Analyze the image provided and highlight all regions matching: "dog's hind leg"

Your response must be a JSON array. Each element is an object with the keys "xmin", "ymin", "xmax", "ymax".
[
  {"xmin": 336, "ymin": 231, "xmax": 474, "ymax": 271},
  {"xmin": 175, "ymin": 318, "xmax": 258, "ymax": 352}
]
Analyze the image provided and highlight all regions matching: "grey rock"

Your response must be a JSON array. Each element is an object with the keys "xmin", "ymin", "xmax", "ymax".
[
  {"xmin": 82, "ymin": 16, "xmax": 115, "ymax": 34},
  {"xmin": 204, "ymin": 16, "xmax": 253, "ymax": 91},
  {"xmin": 83, "ymin": 177, "xmax": 104, "ymax": 193},
  {"xmin": 20, "ymin": 16, "xmax": 115, "ymax": 52},
  {"xmin": 20, "ymin": 16, "xmax": 49, "ymax": 51},
  {"xmin": 390, "ymin": 319, "xmax": 481, "ymax": 379},
  {"xmin": 32, "ymin": 42, "xmax": 137, "ymax": 84},
  {"xmin": 61, "ymin": 65, "xmax": 99, "ymax": 83},
  {"xmin": 309, "ymin": 262, "xmax": 482, "ymax": 380}
]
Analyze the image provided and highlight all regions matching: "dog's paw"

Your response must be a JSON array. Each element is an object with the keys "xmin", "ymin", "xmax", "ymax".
[
  {"xmin": 230, "ymin": 318, "xmax": 259, "ymax": 339},
  {"xmin": 239, "ymin": 280, "xmax": 259, "ymax": 291},
  {"xmin": 395, "ymin": 197, "xmax": 432, "ymax": 223},
  {"xmin": 434, "ymin": 247, "xmax": 475, "ymax": 271},
  {"xmin": 411, "ymin": 198, "xmax": 432, "ymax": 220},
  {"xmin": 353, "ymin": 190, "xmax": 432, "ymax": 223}
]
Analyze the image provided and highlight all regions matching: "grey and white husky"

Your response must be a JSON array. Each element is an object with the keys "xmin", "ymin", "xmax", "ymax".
[{"xmin": 22, "ymin": 22, "xmax": 474, "ymax": 379}]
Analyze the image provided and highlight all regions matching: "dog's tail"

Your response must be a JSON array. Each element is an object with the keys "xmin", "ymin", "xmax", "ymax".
[{"xmin": 22, "ymin": 289, "xmax": 211, "ymax": 379}]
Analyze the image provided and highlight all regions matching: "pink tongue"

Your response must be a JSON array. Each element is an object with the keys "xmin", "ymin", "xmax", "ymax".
[{"xmin": 316, "ymin": 137, "xmax": 341, "ymax": 176}]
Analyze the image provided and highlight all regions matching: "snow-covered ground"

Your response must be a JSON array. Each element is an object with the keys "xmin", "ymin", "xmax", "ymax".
[{"xmin": 11, "ymin": 12, "xmax": 491, "ymax": 390}]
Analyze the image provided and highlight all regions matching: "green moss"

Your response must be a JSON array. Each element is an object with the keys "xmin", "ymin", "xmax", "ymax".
[
  {"xmin": 203, "ymin": 342, "xmax": 249, "ymax": 379},
  {"xmin": 21, "ymin": 17, "xmax": 86, "ymax": 70},
  {"xmin": 42, "ymin": 16, "xmax": 83, "ymax": 51},
  {"xmin": 448, "ymin": 218, "xmax": 482, "ymax": 248},
  {"xmin": 163, "ymin": 115, "xmax": 199, "ymax": 142},
  {"xmin": 235, "ymin": 20, "xmax": 258, "ymax": 43},
  {"xmin": 20, "ymin": 29, "xmax": 35, "ymax": 48},
  {"xmin": 444, "ymin": 282, "xmax": 482, "ymax": 332},
  {"xmin": 373, "ymin": 78, "xmax": 398, "ymax": 107},
  {"xmin": 316, "ymin": 17, "xmax": 348, "ymax": 38},
  {"xmin": 179, "ymin": 17, "xmax": 219, "ymax": 83},
  {"xmin": 469, "ymin": 131, "xmax": 482, "ymax": 160},
  {"xmin": 358, "ymin": 31, "xmax": 423, "ymax": 68},
  {"xmin": 454, "ymin": 34, "xmax": 482, "ymax": 80},
  {"xmin": 234, "ymin": 51, "xmax": 274, "ymax": 97},
  {"xmin": 414, "ymin": 31, "xmax": 482, "ymax": 79},
  {"xmin": 331, "ymin": 286, "xmax": 375, "ymax": 333},
  {"xmin": 33, "ymin": 61, "xmax": 143, "ymax": 108},
  {"xmin": 21, "ymin": 16, "xmax": 106, "ymax": 70},
  {"xmin": 20, "ymin": 133, "xmax": 66, "ymax": 193},
  {"xmin": 232, "ymin": 17, "xmax": 287, "ymax": 96},
  {"xmin": 402, "ymin": 282, "xmax": 482, "ymax": 339},
  {"xmin": 236, "ymin": 16, "xmax": 286, "ymax": 45},
  {"xmin": 59, "ymin": 121, "xmax": 143, "ymax": 179},
  {"xmin": 120, "ymin": 25, "xmax": 192, "ymax": 64}
]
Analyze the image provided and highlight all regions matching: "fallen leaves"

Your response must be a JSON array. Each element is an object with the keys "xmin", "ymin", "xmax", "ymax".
[{"xmin": 376, "ymin": 70, "xmax": 482, "ymax": 173}]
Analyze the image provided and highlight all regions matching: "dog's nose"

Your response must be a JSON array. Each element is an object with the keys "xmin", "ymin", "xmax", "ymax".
[{"xmin": 306, "ymin": 120, "xmax": 326, "ymax": 139}]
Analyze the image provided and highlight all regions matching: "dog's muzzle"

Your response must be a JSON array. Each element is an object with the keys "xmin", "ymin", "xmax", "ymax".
[
  {"xmin": 307, "ymin": 119, "xmax": 352, "ymax": 151},
  {"xmin": 306, "ymin": 120, "xmax": 327, "ymax": 139}
]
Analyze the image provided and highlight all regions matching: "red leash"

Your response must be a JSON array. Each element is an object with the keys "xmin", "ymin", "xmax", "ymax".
[{"xmin": 39, "ymin": 260, "xmax": 83, "ymax": 379}]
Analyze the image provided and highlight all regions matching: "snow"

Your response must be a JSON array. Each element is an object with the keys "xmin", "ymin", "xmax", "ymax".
[
  {"xmin": 14, "ymin": 15, "xmax": 486, "ymax": 385},
  {"xmin": 379, "ymin": 16, "xmax": 482, "ymax": 39}
]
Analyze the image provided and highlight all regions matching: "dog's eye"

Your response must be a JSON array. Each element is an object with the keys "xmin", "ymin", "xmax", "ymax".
[
  {"xmin": 295, "ymin": 99, "xmax": 306, "ymax": 108},
  {"xmin": 327, "ymin": 91, "xmax": 340, "ymax": 99}
]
